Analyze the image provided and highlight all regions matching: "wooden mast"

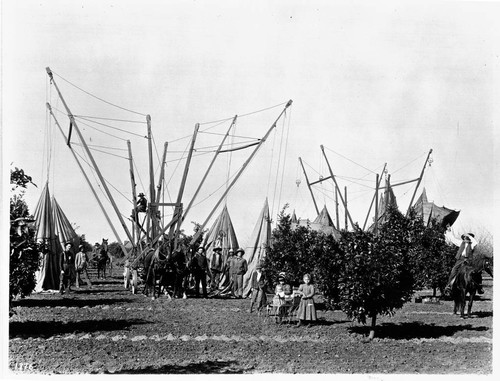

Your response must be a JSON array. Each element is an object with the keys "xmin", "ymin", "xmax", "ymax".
[
  {"xmin": 47, "ymin": 102, "xmax": 128, "ymax": 256},
  {"xmin": 298, "ymin": 157, "xmax": 320, "ymax": 216},
  {"xmin": 189, "ymin": 100, "xmax": 293, "ymax": 246},
  {"xmin": 362, "ymin": 163, "xmax": 387, "ymax": 231},
  {"xmin": 181, "ymin": 115, "xmax": 237, "ymax": 223},
  {"xmin": 153, "ymin": 142, "xmax": 168, "ymax": 233},
  {"xmin": 374, "ymin": 173, "xmax": 379, "ymax": 236},
  {"xmin": 46, "ymin": 67, "xmax": 134, "ymax": 244},
  {"xmin": 406, "ymin": 149, "xmax": 433, "ymax": 216},
  {"xmin": 127, "ymin": 140, "xmax": 142, "ymax": 248},
  {"xmin": 320, "ymin": 145, "xmax": 356, "ymax": 230}
]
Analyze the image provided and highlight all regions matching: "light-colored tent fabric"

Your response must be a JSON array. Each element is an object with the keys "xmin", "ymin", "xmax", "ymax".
[
  {"xmin": 242, "ymin": 198, "xmax": 272, "ymax": 296},
  {"xmin": 202, "ymin": 204, "xmax": 239, "ymax": 290},
  {"xmin": 33, "ymin": 183, "xmax": 61, "ymax": 291},
  {"xmin": 53, "ymin": 197, "xmax": 80, "ymax": 248},
  {"xmin": 291, "ymin": 205, "xmax": 341, "ymax": 240},
  {"xmin": 413, "ymin": 188, "xmax": 460, "ymax": 228}
]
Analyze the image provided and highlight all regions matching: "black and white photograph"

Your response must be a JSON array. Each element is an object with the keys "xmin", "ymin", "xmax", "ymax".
[{"xmin": 2, "ymin": 0, "xmax": 498, "ymax": 377}]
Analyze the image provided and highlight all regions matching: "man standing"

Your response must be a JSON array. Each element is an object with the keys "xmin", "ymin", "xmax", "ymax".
[
  {"xmin": 444, "ymin": 227, "xmax": 479, "ymax": 294},
  {"xmin": 60, "ymin": 242, "xmax": 76, "ymax": 295},
  {"xmin": 210, "ymin": 246, "xmax": 224, "ymax": 291},
  {"xmin": 231, "ymin": 248, "xmax": 248, "ymax": 298},
  {"xmin": 131, "ymin": 193, "xmax": 148, "ymax": 221},
  {"xmin": 191, "ymin": 247, "xmax": 209, "ymax": 298},
  {"xmin": 75, "ymin": 245, "xmax": 92, "ymax": 289}
]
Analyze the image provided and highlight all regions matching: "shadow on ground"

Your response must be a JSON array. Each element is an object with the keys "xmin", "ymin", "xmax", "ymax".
[
  {"xmin": 12, "ymin": 297, "xmax": 133, "ymax": 308},
  {"xmin": 9, "ymin": 318, "xmax": 150, "ymax": 338},
  {"xmin": 349, "ymin": 322, "xmax": 490, "ymax": 340},
  {"xmin": 110, "ymin": 360, "xmax": 247, "ymax": 374}
]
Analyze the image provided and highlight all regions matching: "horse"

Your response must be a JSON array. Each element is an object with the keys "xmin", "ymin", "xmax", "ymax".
[
  {"xmin": 451, "ymin": 254, "xmax": 493, "ymax": 318},
  {"xmin": 143, "ymin": 245, "xmax": 177, "ymax": 300},
  {"xmin": 97, "ymin": 239, "xmax": 110, "ymax": 279}
]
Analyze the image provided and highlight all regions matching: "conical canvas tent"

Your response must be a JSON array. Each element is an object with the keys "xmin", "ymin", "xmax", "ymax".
[
  {"xmin": 291, "ymin": 205, "xmax": 341, "ymax": 240},
  {"xmin": 202, "ymin": 204, "xmax": 239, "ymax": 290},
  {"xmin": 412, "ymin": 188, "xmax": 460, "ymax": 228},
  {"xmin": 33, "ymin": 183, "xmax": 80, "ymax": 291},
  {"xmin": 33, "ymin": 183, "xmax": 61, "ymax": 291},
  {"xmin": 368, "ymin": 178, "xmax": 398, "ymax": 232},
  {"xmin": 242, "ymin": 199, "xmax": 272, "ymax": 296}
]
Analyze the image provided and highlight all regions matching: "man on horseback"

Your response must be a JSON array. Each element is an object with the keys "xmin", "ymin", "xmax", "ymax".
[{"xmin": 444, "ymin": 226, "xmax": 481, "ymax": 295}]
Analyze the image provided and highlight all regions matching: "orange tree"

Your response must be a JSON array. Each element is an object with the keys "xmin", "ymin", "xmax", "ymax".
[
  {"xmin": 337, "ymin": 206, "xmax": 416, "ymax": 340},
  {"xmin": 10, "ymin": 167, "xmax": 41, "ymax": 305}
]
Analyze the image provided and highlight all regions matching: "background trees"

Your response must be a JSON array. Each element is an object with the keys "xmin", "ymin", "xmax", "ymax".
[{"xmin": 10, "ymin": 167, "xmax": 41, "ymax": 303}]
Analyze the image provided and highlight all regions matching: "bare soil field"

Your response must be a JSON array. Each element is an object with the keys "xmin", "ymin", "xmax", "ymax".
[{"xmin": 8, "ymin": 270, "xmax": 492, "ymax": 375}]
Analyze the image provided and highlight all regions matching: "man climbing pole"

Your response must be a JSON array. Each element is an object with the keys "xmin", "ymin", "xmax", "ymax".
[
  {"xmin": 131, "ymin": 193, "xmax": 148, "ymax": 221},
  {"xmin": 444, "ymin": 225, "xmax": 481, "ymax": 295}
]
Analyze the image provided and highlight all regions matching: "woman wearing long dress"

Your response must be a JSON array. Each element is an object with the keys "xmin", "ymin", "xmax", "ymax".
[{"xmin": 296, "ymin": 273, "xmax": 317, "ymax": 327}]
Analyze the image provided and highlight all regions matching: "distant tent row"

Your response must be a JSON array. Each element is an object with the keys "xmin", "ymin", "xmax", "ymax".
[{"xmin": 33, "ymin": 182, "xmax": 79, "ymax": 291}]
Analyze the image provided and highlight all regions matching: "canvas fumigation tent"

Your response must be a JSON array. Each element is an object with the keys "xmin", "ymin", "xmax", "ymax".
[
  {"xmin": 242, "ymin": 198, "xmax": 272, "ymax": 296},
  {"xmin": 291, "ymin": 205, "xmax": 341, "ymax": 240},
  {"xmin": 202, "ymin": 204, "xmax": 239, "ymax": 291},
  {"xmin": 368, "ymin": 178, "xmax": 398, "ymax": 232},
  {"xmin": 33, "ymin": 182, "xmax": 79, "ymax": 291},
  {"xmin": 412, "ymin": 188, "xmax": 460, "ymax": 228}
]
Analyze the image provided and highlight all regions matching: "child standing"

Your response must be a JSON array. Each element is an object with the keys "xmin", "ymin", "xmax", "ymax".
[{"xmin": 296, "ymin": 273, "xmax": 317, "ymax": 327}]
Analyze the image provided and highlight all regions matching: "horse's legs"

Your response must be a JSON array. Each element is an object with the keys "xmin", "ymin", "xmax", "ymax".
[
  {"xmin": 460, "ymin": 289, "xmax": 467, "ymax": 318},
  {"xmin": 467, "ymin": 291, "xmax": 475, "ymax": 318}
]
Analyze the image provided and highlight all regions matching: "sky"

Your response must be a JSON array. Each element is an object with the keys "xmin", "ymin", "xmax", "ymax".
[{"xmin": 2, "ymin": 0, "xmax": 498, "ymax": 249}]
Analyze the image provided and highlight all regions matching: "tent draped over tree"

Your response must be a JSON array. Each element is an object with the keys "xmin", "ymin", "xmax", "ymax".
[
  {"xmin": 412, "ymin": 188, "xmax": 460, "ymax": 228},
  {"xmin": 33, "ymin": 182, "xmax": 79, "ymax": 291},
  {"xmin": 291, "ymin": 205, "xmax": 341, "ymax": 240},
  {"xmin": 242, "ymin": 198, "xmax": 272, "ymax": 296},
  {"xmin": 202, "ymin": 204, "xmax": 239, "ymax": 290},
  {"xmin": 368, "ymin": 178, "xmax": 398, "ymax": 232}
]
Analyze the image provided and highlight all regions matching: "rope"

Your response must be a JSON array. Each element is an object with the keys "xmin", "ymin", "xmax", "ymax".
[
  {"xmin": 278, "ymin": 107, "xmax": 292, "ymax": 214},
  {"xmin": 52, "ymin": 70, "xmax": 147, "ymax": 116},
  {"xmin": 73, "ymin": 115, "xmax": 146, "ymax": 124},
  {"xmin": 192, "ymin": 171, "xmax": 238, "ymax": 209},
  {"xmin": 225, "ymin": 119, "xmax": 236, "ymax": 198},
  {"xmin": 200, "ymin": 131, "xmax": 259, "ymax": 140},
  {"xmin": 71, "ymin": 118, "xmax": 128, "ymax": 142},
  {"xmin": 84, "ymin": 143, "xmax": 128, "ymax": 151},
  {"xmin": 198, "ymin": 101, "xmax": 288, "ymax": 126},
  {"xmin": 392, "ymin": 151, "xmax": 428, "ymax": 175},
  {"xmin": 271, "ymin": 110, "xmax": 286, "ymax": 218},
  {"xmin": 132, "ymin": 158, "xmax": 147, "ymax": 196},
  {"xmin": 166, "ymin": 136, "xmax": 192, "ymax": 187},
  {"xmin": 86, "ymin": 146, "xmax": 129, "ymax": 160},
  {"xmin": 324, "ymin": 145, "xmax": 376, "ymax": 175},
  {"xmin": 75, "ymin": 116, "xmax": 146, "ymax": 138}
]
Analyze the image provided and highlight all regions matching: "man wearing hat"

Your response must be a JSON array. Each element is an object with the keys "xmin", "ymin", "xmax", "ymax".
[
  {"xmin": 210, "ymin": 246, "xmax": 224, "ymax": 291},
  {"xmin": 191, "ymin": 246, "xmax": 209, "ymax": 298},
  {"xmin": 444, "ymin": 226, "xmax": 480, "ymax": 295},
  {"xmin": 249, "ymin": 262, "xmax": 268, "ymax": 313},
  {"xmin": 75, "ymin": 244, "xmax": 92, "ymax": 289},
  {"xmin": 131, "ymin": 193, "xmax": 148, "ymax": 221},
  {"xmin": 60, "ymin": 242, "xmax": 76, "ymax": 294},
  {"xmin": 231, "ymin": 248, "xmax": 248, "ymax": 298}
]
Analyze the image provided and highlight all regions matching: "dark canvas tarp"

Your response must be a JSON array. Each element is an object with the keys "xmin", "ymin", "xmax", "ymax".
[
  {"xmin": 242, "ymin": 198, "xmax": 272, "ymax": 296},
  {"xmin": 33, "ymin": 182, "xmax": 79, "ymax": 291},
  {"xmin": 202, "ymin": 204, "xmax": 239, "ymax": 290},
  {"xmin": 368, "ymin": 178, "xmax": 398, "ymax": 232},
  {"xmin": 33, "ymin": 183, "xmax": 61, "ymax": 291},
  {"xmin": 413, "ymin": 188, "xmax": 460, "ymax": 228}
]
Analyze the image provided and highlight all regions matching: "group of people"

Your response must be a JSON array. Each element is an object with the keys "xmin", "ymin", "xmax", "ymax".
[
  {"xmin": 189, "ymin": 246, "xmax": 248, "ymax": 298},
  {"xmin": 59, "ymin": 242, "xmax": 93, "ymax": 294},
  {"xmin": 248, "ymin": 265, "xmax": 318, "ymax": 327}
]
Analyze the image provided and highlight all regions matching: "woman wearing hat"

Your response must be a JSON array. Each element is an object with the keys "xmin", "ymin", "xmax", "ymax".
[{"xmin": 444, "ymin": 226, "xmax": 480, "ymax": 294}]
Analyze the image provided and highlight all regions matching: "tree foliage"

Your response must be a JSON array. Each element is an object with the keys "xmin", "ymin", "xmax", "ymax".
[{"xmin": 10, "ymin": 167, "xmax": 41, "ymax": 301}]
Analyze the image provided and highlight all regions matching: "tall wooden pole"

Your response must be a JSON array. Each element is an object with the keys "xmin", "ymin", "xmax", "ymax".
[
  {"xmin": 47, "ymin": 102, "xmax": 128, "ymax": 256},
  {"xmin": 320, "ymin": 145, "xmax": 356, "ymax": 230},
  {"xmin": 362, "ymin": 163, "xmax": 387, "ymax": 231},
  {"xmin": 335, "ymin": 185, "xmax": 340, "ymax": 229},
  {"xmin": 374, "ymin": 174, "xmax": 379, "ymax": 236},
  {"xmin": 154, "ymin": 142, "xmax": 168, "ymax": 232},
  {"xmin": 298, "ymin": 157, "xmax": 320, "ymax": 216},
  {"xmin": 127, "ymin": 140, "xmax": 142, "ymax": 248},
  {"xmin": 190, "ymin": 100, "xmax": 293, "ymax": 246},
  {"xmin": 182, "ymin": 115, "xmax": 237, "ymax": 223},
  {"xmin": 406, "ymin": 149, "xmax": 433, "ymax": 216},
  {"xmin": 46, "ymin": 67, "xmax": 134, "ymax": 244},
  {"xmin": 344, "ymin": 186, "xmax": 348, "ymax": 230},
  {"xmin": 168, "ymin": 123, "xmax": 200, "ymax": 244}
]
